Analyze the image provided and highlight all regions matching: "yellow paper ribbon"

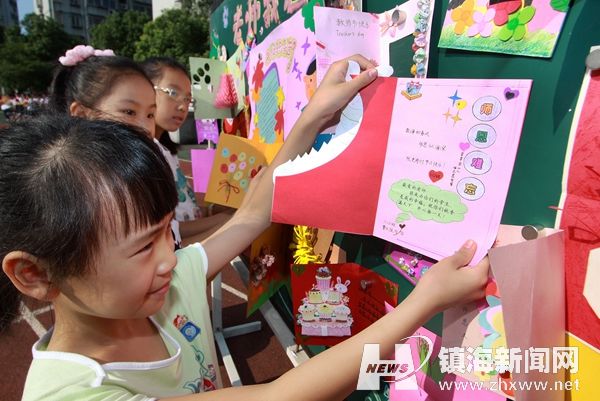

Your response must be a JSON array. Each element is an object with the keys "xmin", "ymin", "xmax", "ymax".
[{"xmin": 290, "ymin": 225, "xmax": 323, "ymax": 265}]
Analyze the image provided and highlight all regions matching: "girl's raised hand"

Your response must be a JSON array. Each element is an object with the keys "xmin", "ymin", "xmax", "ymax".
[{"xmin": 303, "ymin": 54, "xmax": 378, "ymax": 130}]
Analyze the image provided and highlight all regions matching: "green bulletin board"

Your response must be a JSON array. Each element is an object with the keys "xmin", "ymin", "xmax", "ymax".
[{"xmin": 209, "ymin": 0, "xmax": 600, "ymax": 398}]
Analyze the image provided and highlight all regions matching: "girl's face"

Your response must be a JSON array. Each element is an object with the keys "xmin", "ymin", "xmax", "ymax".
[
  {"xmin": 93, "ymin": 74, "xmax": 157, "ymax": 137},
  {"xmin": 154, "ymin": 67, "xmax": 193, "ymax": 134},
  {"xmin": 55, "ymin": 214, "xmax": 177, "ymax": 321}
]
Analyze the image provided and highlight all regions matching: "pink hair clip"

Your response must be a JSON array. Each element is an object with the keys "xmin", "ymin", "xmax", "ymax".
[{"xmin": 58, "ymin": 45, "xmax": 115, "ymax": 66}]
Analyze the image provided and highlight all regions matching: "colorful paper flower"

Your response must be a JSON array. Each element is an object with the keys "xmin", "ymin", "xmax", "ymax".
[
  {"xmin": 488, "ymin": 0, "xmax": 521, "ymax": 26},
  {"xmin": 467, "ymin": 8, "xmax": 496, "ymax": 37},
  {"xmin": 498, "ymin": 6, "xmax": 536, "ymax": 42},
  {"xmin": 450, "ymin": 0, "xmax": 475, "ymax": 35}
]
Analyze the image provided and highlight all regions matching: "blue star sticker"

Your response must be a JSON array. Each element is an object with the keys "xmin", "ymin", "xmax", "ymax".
[{"xmin": 448, "ymin": 90, "xmax": 462, "ymax": 106}]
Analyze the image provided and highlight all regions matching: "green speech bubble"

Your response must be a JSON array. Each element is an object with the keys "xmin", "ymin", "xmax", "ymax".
[{"xmin": 388, "ymin": 179, "xmax": 468, "ymax": 223}]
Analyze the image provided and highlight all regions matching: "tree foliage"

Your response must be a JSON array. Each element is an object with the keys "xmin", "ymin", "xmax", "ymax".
[
  {"xmin": 90, "ymin": 11, "xmax": 151, "ymax": 58},
  {"xmin": 0, "ymin": 14, "xmax": 76, "ymax": 93},
  {"xmin": 134, "ymin": 9, "xmax": 209, "ymax": 67}
]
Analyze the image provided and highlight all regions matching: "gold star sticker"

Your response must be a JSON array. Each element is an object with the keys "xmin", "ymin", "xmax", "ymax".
[
  {"xmin": 275, "ymin": 86, "xmax": 285, "ymax": 108},
  {"xmin": 443, "ymin": 108, "xmax": 453, "ymax": 122},
  {"xmin": 452, "ymin": 112, "xmax": 462, "ymax": 125}
]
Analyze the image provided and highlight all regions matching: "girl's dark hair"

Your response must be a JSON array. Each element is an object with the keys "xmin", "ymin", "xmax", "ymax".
[
  {"xmin": 141, "ymin": 57, "xmax": 190, "ymax": 155},
  {"xmin": 140, "ymin": 56, "xmax": 188, "ymax": 83},
  {"xmin": 0, "ymin": 115, "xmax": 178, "ymax": 332},
  {"xmin": 49, "ymin": 55, "xmax": 153, "ymax": 114}
]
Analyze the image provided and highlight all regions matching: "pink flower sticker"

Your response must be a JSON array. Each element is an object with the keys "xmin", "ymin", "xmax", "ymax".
[{"xmin": 467, "ymin": 8, "xmax": 496, "ymax": 37}]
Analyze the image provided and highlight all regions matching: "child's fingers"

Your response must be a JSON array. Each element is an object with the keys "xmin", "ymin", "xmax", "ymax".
[
  {"xmin": 447, "ymin": 240, "xmax": 477, "ymax": 269},
  {"xmin": 345, "ymin": 54, "xmax": 377, "ymax": 71},
  {"xmin": 344, "ymin": 67, "xmax": 378, "ymax": 95}
]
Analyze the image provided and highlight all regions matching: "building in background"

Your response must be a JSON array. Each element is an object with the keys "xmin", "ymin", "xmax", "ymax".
[
  {"xmin": 0, "ymin": 0, "xmax": 19, "ymax": 27},
  {"xmin": 151, "ymin": 0, "xmax": 179, "ymax": 19},
  {"xmin": 34, "ymin": 0, "xmax": 151, "ymax": 40}
]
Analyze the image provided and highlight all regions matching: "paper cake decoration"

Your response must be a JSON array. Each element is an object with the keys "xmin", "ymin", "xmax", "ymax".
[{"xmin": 297, "ymin": 266, "xmax": 354, "ymax": 337}]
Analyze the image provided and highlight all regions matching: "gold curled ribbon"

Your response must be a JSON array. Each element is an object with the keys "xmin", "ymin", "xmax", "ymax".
[
  {"xmin": 217, "ymin": 179, "xmax": 240, "ymax": 202},
  {"xmin": 290, "ymin": 225, "xmax": 323, "ymax": 265}
]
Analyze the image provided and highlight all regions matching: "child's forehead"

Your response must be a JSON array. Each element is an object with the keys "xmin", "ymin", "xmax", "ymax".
[{"xmin": 160, "ymin": 68, "xmax": 191, "ymax": 87}]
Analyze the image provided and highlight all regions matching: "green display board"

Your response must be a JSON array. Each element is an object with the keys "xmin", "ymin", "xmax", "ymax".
[{"xmin": 379, "ymin": 0, "xmax": 599, "ymax": 229}]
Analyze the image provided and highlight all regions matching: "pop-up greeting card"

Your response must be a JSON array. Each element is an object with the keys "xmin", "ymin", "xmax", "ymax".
[
  {"xmin": 315, "ymin": 0, "xmax": 435, "ymax": 81},
  {"xmin": 438, "ymin": 0, "xmax": 570, "ymax": 58},
  {"xmin": 246, "ymin": 8, "xmax": 317, "ymax": 143},
  {"xmin": 272, "ymin": 75, "xmax": 531, "ymax": 263},
  {"xmin": 291, "ymin": 263, "xmax": 398, "ymax": 346},
  {"xmin": 190, "ymin": 44, "xmax": 247, "ymax": 119}
]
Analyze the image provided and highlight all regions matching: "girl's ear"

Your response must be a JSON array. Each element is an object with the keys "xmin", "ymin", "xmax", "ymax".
[
  {"xmin": 69, "ymin": 101, "xmax": 93, "ymax": 118},
  {"xmin": 2, "ymin": 251, "xmax": 59, "ymax": 301}
]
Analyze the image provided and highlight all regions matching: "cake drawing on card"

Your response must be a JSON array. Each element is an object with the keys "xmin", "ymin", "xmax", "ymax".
[{"xmin": 296, "ymin": 267, "xmax": 353, "ymax": 337}]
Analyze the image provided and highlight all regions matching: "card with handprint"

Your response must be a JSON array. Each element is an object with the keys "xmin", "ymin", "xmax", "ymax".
[
  {"xmin": 272, "ymin": 77, "xmax": 531, "ymax": 263},
  {"xmin": 291, "ymin": 263, "xmax": 399, "ymax": 346}
]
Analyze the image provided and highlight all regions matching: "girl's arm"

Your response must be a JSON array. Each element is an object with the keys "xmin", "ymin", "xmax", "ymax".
[
  {"xmin": 200, "ymin": 55, "xmax": 378, "ymax": 279},
  {"xmin": 179, "ymin": 211, "xmax": 233, "ymax": 245},
  {"xmin": 165, "ymin": 241, "xmax": 489, "ymax": 401}
]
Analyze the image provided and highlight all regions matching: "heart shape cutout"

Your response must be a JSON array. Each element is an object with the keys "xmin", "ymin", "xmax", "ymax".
[
  {"xmin": 504, "ymin": 87, "xmax": 519, "ymax": 100},
  {"xmin": 459, "ymin": 142, "xmax": 470, "ymax": 151},
  {"xmin": 429, "ymin": 170, "xmax": 443, "ymax": 183}
]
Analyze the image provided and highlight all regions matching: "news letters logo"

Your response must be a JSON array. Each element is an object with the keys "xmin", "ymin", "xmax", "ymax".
[{"xmin": 357, "ymin": 336, "xmax": 434, "ymax": 390}]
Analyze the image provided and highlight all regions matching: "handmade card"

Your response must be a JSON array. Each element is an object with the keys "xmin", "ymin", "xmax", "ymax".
[
  {"xmin": 246, "ymin": 8, "xmax": 316, "ymax": 143},
  {"xmin": 246, "ymin": 223, "xmax": 292, "ymax": 316},
  {"xmin": 191, "ymin": 148, "xmax": 216, "ymax": 193},
  {"xmin": 272, "ymin": 76, "xmax": 531, "ymax": 263},
  {"xmin": 291, "ymin": 263, "xmax": 398, "ymax": 346},
  {"xmin": 384, "ymin": 243, "xmax": 436, "ymax": 285},
  {"xmin": 315, "ymin": 0, "xmax": 435, "ymax": 82},
  {"xmin": 443, "ymin": 225, "xmax": 566, "ymax": 401},
  {"xmin": 204, "ymin": 134, "xmax": 273, "ymax": 208},
  {"xmin": 555, "ymin": 49, "xmax": 600, "ymax": 353},
  {"xmin": 438, "ymin": 0, "xmax": 570, "ymax": 58},
  {"xmin": 195, "ymin": 119, "xmax": 220, "ymax": 144},
  {"xmin": 190, "ymin": 44, "xmax": 247, "ymax": 119}
]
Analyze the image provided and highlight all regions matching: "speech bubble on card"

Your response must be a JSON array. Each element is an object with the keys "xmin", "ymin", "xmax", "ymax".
[{"xmin": 388, "ymin": 179, "xmax": 468, "ymax": 223}]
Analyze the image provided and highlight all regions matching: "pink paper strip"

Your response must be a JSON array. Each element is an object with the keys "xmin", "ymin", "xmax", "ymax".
[{"xmin": 191, "ymin": 148, "xmax": 216, "ymax": 193}]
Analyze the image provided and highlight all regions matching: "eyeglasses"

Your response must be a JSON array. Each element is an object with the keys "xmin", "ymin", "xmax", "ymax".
[{"xmin": 154, "ymin": 86, "xmax": 196, "ymax": 106}]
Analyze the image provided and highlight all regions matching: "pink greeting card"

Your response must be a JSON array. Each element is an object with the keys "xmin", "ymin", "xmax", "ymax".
[
  {"xmin": 247, "ymin": 9, "xmax": 316, "ymax": 143},
  {"xmin": 272, "ymin": 77, "xmax": 531, "ymax": 263},
  {"xmin": 315, "ymin": 1, "xmax": 435, "ymax": 82}
]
